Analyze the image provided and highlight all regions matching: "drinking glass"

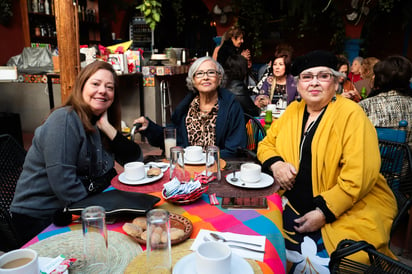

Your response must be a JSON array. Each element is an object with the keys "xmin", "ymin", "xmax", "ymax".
[
  {"xmin": 205, "ymin": 145, "xmax": 221, "ymax": 184},
  {"xmin": 164, "ymin": 128, "xmax": 177, "ymax": 160},
  {"xmin": 169, "ymin": 146, "xmax": 185, "ymax": 182},
  {"xmin": 82, "ymin": 206, "xmax": 108, "ymax": 273},
  {"xmin": 146, "ymin": 209, "xmax": 171, "ymax": 274}
]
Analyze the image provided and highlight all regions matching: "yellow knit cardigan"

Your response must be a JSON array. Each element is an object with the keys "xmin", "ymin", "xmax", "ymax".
[{"xmin": 257, "ymin": 95, "xmax": 397, "ymax": 263}]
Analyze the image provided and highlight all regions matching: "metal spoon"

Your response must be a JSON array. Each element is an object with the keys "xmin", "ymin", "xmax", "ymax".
[
  {"xmin": 204, "ymin": 236, "xmax": 265, "ymax": 253},
  {"xmin": 210, "ymin": 232, "xmax": 263, "ymax": 248},
  {"xmin": 230, "ymin": 170, "xmax": 238, "ymax": 182}
]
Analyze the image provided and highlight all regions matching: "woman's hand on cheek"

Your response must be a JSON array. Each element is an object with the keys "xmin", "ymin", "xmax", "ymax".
[{"xmin": 97, "ymin": 111, "xmax": 117, "ymax": 140}]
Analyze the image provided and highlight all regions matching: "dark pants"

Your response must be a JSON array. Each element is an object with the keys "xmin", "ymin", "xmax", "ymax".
[{"xmin": 11, "ymin": 212, "xmax": 52, "ymax": 246}]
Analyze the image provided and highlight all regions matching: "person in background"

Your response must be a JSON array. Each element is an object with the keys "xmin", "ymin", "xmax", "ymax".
[
  {"xmin": 354, "ymin": 57, "xmax": 380, "ymax": 97},
  {"xmin": 348, "ymin": 56, "xmax": 363, "ymax": 83},
  {"xmin": 253, "ymin": 51, "xmax": 298, "ymax": 109},
  {"xmin": 257, "ymin": 50, "xmax": 396, "ymax": 272},
  {"xmin": 217, "ymin": 25, "xmax": 250, "ymax": 68},
  {"xmin": 359, "ymin": 55, "xmax": 412, "ymax": 148},
  {"xmin": 256, "ymin": 43, "xmax": 294, "ymax": 82},
  {"xmin": 133, "ymin": 56, "xmax": 246, "ymax": 158},
  {"xmin": 212, "ymin": 31, "xmax": 228, "ymax": 61},
  {"xmin": 336, "ymin": 54, "xmax": 361, "ymax": 102},
  {"xmin": 11, "ymin": 61, "xmax": 143, "ymax": 244},
  {"xmin": 223, "ymin": 54, "xmax": 261, "ymax": 117}
]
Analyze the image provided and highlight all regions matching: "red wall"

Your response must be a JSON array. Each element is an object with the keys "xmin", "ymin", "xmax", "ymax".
[{"xmin": 0, "ymin": 2, "xmax": 26, "ymax": 65}]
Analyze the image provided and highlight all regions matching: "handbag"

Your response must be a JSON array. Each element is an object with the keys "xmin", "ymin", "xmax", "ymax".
[{"xmin": 53, "ymin": 189, "xmax": 160, "ymax": 226}]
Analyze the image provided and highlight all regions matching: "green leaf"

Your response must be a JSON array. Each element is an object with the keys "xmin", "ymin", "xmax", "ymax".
[
  {"xmin": 144, "ymin": 9, "xmax": 151, "ymax": 16},
  {"xmin": 153, "ymin": 13, "xmax": 160, "ymax": 22}
]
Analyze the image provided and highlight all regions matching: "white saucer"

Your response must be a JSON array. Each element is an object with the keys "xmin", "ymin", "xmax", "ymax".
[
  {"xmin": 180, "ymin": 153, "xmax": 214, "ymax": 165},
  {"xmin": 226, "ymin": 172, "xmax": 274, "ymax": 189},
  {"xmin": 172, "ymin": 252, "xmax": 253, "ymax": 274},
  {"xmin": 118, "ymin": 167, "xmax": 163, "ymax": 185}
]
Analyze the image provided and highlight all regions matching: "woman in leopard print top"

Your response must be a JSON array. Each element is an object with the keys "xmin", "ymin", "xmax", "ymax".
[{"xmin": 134, "ymin": 56, "xmax": 246, "ymax": 158}]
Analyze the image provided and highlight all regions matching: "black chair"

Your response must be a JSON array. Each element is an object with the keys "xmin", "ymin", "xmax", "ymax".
[
  {"xmin": 329, "ymin": 239, "xmax": 412, "ymax": 273},
  {"xmin": 0, "ymin": 134, "xmax": 26, "ymax": 251},
  {"xmin": 376, "ymin": 121, "xmax": 412, "ymax": 253},
  {"xmin": 244, "ymin": 113, "xmax": 266, "ymax": 155}
]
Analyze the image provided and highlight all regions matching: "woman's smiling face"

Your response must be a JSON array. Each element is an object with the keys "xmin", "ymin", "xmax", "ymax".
[
  {"xmin": 82, "ymin": 69, "xmax": 115, "ymax": 115},
  {"xmin": 297, "ymin": 66, "xmax": 338, "ymax": 109}
]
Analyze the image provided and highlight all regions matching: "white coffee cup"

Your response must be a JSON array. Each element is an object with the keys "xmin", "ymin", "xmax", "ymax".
[
  {"xmin": 124, "ymin": 161, "xmax": 145, "ymax": 181},
  {"xmin": 267, "ymin": 104, "xmax": 277, "ymax": 112},
  {"xmin": 196, "ymin": 241, "xmax": 232, "ymax": 274},
  {"xmin": 185, "ymin": 146, "xmax": 203, "ymax": 162},
  {"xmin": 0, "ymin": 248, "xmax": 39, "ymax": 274},
  {"xmin": 240, "ymin": 163, "xmax": 262, "ymax": 183}
]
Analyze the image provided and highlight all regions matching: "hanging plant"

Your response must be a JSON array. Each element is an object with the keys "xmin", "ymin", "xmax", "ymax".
[
  {"xmin": 0, "ymin": 0, "xmax": 13, "ymax": 26},
  {"xmin": 136, "ymin": 0, "xmax": 162, "ymax": 30}
]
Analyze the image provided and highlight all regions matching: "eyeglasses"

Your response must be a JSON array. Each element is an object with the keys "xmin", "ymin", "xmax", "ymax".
[
  {"xmin": 299, "ymin": 72, "xmax": 333, "ymax": 82},
  {"xmin": 194, "ymin": 69, "xmax": 220, "ymax": 79}
]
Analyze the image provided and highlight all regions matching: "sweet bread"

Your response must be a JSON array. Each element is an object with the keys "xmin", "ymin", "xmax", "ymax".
[
  {"xmin": 147, "ymin": 167, "xmax": 161, "ymax": 177},
  {"xmin": 132, "ymin": 216, "xmax": 147, "ymax": 230},
  {"xmin": 122, "ymin": 222, "xmax": 143, "ymax": 237}
]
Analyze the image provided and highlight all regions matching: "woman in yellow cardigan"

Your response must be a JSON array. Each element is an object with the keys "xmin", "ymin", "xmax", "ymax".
[{"xmin": 257, "ymin": 50, "xmax": 396, "ymax": 273}]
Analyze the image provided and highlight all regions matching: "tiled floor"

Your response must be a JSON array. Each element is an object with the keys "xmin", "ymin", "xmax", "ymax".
[{"xmin": 19, "ymin": 131, "xmax": 412, "ymax": 267}]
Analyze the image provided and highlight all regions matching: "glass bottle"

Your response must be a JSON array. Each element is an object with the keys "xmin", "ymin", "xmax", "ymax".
[
  {"xmin": 264, "ymin": 110, "xmax": 273, "ymax": 133},
  {"xmin": 361, "ymin": 87, "xmax": 367, "ymax": 99},
  {"xmin": 32, "ymin": 0, "xmax": 39, "ymax": 13}
]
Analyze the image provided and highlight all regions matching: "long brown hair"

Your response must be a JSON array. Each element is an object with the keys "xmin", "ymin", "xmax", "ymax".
[{"xmin": 63, "ymin": 61, "xmax": 121, "ymax": 133}]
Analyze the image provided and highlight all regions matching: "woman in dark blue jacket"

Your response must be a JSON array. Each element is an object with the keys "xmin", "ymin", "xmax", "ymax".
[{"xmin": 134, "ymin": 56, "xmax": 246, "ymax": 158}]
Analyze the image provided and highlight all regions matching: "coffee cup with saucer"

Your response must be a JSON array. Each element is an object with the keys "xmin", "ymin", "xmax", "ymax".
[
  {"xmin": 184, "ymin": 146, "xmax": 203, "ymax": 162},
  {"xmin": 240, "ymin": 163, "xmax": 261, "ymax": 183}
]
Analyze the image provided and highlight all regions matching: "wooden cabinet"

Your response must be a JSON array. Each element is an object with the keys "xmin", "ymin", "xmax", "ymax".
[{"xmin": 21, "ymin": 0, "xmax": 101, "ymax": 49}]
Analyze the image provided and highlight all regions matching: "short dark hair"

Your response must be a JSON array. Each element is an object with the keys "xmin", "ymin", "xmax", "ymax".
[
  {"xmin": 224, "ymin": 54, "xmax": 248, "ymax": 83},
  {"xmin": 372, "ymin": 55, "xmax": 412, "ymax": 95}
]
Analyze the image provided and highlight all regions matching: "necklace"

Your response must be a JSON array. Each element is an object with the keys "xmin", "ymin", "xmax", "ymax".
[{"xmin": 299, "ymin": 108, "xmax": 325, "ymax": 162}]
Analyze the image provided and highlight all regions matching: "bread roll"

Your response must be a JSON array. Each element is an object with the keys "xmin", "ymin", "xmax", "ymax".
[
  {"xmin": 132, "ymin": 216, "xmax": 147, "ymax": 230},
  {"xmin": 122, "ymin": 223, "xmax": 143, "ymax": 237}
]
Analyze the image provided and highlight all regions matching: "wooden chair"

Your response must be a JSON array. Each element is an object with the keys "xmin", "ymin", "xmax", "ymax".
[
  {"xmin": 0, "ymin": 134, "xmax": 26, "ymax": 251},
  {"xmin": 329, "ymin": 239, "xmax": 412, "ymax": 273}
]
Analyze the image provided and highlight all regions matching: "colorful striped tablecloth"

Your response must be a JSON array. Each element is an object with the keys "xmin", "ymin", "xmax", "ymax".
[{"xmin": 24, "ymin": 191, "xmax": 286, "ymax": 273}]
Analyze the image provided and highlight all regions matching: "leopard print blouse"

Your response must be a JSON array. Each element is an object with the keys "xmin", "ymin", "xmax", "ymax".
[{"xmin": 186, "ymin": 96, "xmax": 218, "ymax": 149}]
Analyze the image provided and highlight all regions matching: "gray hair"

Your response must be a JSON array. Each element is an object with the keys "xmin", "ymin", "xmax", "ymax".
[
  {"xmin": 186, "ymin": 56, "xmax": 225, "ymax": 91},
  {"xmin": 352, "ymin": 56, "xmax": 364, "ymax": 64}
]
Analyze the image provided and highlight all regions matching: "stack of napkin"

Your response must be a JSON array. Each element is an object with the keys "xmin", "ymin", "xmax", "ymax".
[{"xmin": 163, "ymin": 178, "xmax": 202, "ymax": 198}]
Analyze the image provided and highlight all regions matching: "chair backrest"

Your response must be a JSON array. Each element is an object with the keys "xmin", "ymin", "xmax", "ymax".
[
  {"xmin": 0, "ymin": 134, "xmax": 26, "ymax": 251},
  {"xmin": 329, "ymin": 239, "xmax": 412, "ymax": 273},
  {"xmin": 244, "ymin": 113, "xmax": 266, "ymax": 154},
  {"xmin": 376, "ymin": 122, "xmax": 412, "ymax": 238}
]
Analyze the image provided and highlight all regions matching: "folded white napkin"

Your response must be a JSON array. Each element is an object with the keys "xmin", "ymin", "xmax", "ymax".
[{"xmin": 191, "ymin": 229, "xmax": 266, "ymax": 262}]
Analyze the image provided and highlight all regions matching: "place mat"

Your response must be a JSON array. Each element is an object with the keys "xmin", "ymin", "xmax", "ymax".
[
  {"xmin": 124, "ymin": 239, "xmax": 262, "ymax": 274},
  {"xmin": 207, "ymin": 170, "xmax": 277, "ymax": 198},
  {"xmin": 30, "ymin": 228, "xmax": 142, "ymax": 274},
  {"xmin": 111, "ymin": 159, "xmax": 227, "ymax": 194}
]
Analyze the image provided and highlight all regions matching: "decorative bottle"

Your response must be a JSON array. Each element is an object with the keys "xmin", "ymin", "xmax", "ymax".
[
  {"xmin": 32, "ymin": 0, "xmax": 38, "ymax": 13},
  {"xmin": 44, "ymin": 0, "xmax": 50, "ymax": 15}
]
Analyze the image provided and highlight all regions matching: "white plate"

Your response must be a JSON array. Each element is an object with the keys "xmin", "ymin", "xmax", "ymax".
[
  {"xmin": 172, "ymin": 252, "xmax": 253, "ymax": 274},
  {"xmin": 226, "ymin": 172, "xmax": 274, "ymax": 189},
  {"xmin": 118, "ymin": 167, "xmax": 163, "ymax": 185},
  {"xmin": 179, "ymin": 153, "xmax": 214, "ymax": 165}
]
